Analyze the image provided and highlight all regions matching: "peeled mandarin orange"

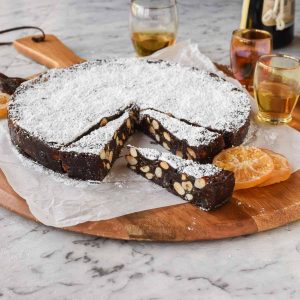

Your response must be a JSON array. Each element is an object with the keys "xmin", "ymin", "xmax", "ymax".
[
  {"xmin": 0, "ymin": 93, "xmax": 10, "ymax": 119},
  {"xmin": 213, "ymin": 146, "xmax": 274, "ymax": 190},
  {"xmin": 258, "ymin": 149, "xmax": 292, "ymax": 187}
]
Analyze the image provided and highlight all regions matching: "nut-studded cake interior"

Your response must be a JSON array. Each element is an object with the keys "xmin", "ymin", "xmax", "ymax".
[
  {"xmin": 126, "ymin": 146, "xmax": 235, "ymax": 210},
  {"xmin": 139, "ymin": 109, "xmax": 225, "ymax": 162},
  {"xmin": 59, "ymin": 112, "xmax": 134, "ymax": 180},
  {"xmin": 8, "ymin": 58, "xmax": 251, "ymax": 181}
]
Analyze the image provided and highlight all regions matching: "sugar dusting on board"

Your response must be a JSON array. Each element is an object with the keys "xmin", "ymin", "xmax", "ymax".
[{"xmin": 242, "ymin": 117, "xmax": 259, "ymax": 145}]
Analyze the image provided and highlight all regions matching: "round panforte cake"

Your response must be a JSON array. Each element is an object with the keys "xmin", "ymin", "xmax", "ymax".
[{"xmin": 8, "ymin": 59, "xmax": 251, "ymax": 210}]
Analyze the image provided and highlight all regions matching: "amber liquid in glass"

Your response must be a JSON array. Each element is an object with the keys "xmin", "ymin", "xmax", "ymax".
[
  {"xmin": 255, "ymin": 81, "xmax": 299, "ymax": 124},
  {"xmin": 231, "ymin": 30, "xmax": 271, "ymax": 88},
  {"xmin": 231, "ymin": 44, "xmax": 270, "ymax": 87},
  {"xmin": 131, "ymin": 32, "xmax": 176, "ymax": 57}
]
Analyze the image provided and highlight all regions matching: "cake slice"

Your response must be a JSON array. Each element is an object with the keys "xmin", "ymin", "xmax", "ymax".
[
  {"xmin": 139, "ymin": 109, "xmax": 225, "ymax": 163},
  {"xmin": 8, "ymin": 106, "xmax": 131, "ymax": 173},
  {"xmin": 126, "ymin": 146, "xmax": 234, "ymax": 210},
  {"xmin": 59, "ymin": 112, "xmax": 134, "ymax": 181}
]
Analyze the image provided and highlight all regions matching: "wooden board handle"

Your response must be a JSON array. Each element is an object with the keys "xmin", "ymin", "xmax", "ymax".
[{"xmin": 13, "ymin": 34, "xmax": 86, "ymax": 68}]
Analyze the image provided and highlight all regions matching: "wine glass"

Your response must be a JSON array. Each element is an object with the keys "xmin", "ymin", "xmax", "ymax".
[
  {"xmin": 129, "ymin": 0, "xmax": 178, "ymax": 57},
  {"xmin": 254, "ymin": 54, "xmax": 300, "ymax": 125}
]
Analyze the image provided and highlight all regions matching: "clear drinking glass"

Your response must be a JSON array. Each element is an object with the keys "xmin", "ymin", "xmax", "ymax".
[
  {"xmin": 129, "ymin": 0, "xmax": 178, "ymax": 57},
  {"xmin": 254, "ymin": 54, "xmax": 300, "ymax": 125},
  {"xmin": 230, "ymin": 29, "xmax": 272, "ymax": 90}
]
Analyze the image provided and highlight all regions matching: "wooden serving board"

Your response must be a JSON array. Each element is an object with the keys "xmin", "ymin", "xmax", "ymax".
[{"xmin": 0, "ymin": 35, "xmax": 299, "ymax": 241}]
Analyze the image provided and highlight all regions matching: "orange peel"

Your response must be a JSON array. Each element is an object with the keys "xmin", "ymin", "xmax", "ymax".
[
  {"xmin": 213, "ymin": 146, "xmax": 274, "ymax": 190},
  {"xmin": 0, "ymin": 93, "xmax": 10, "ymax": 119},
  {"xmin": 258, "ymin": 149, "xmax": 292, "ymax": 187}
]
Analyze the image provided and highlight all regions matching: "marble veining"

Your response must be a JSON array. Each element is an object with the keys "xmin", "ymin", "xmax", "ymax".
[{"xmin": 0, "ymin": 0, "xmax": 300, "ymax": 299}]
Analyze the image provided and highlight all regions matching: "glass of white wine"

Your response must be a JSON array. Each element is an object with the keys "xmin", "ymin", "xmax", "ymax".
[
  {"xmin": 254, "ymin": 54, "xmax": 300, "ymax": 125},
  {"xmin": 129, "ymin": 0, "xmax": 178, "ymax": 57}
]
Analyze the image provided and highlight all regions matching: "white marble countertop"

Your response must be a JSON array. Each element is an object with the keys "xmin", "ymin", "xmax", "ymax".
[{"xmin": 1, "ymin": 0, "xmax": 300, "ymax": 299}]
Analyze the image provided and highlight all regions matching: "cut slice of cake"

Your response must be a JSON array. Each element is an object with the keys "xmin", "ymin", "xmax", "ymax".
[
  {"xmin": 8, "ymin": 108, "xmax": 132, "ymax": 173},
  {"xmin": 126, "ymin": 146, "xmax": 235, "ymax": 210},
  {"xmin": 139, "ymin": 109, "xmax": 225, "ymax": 162},
  {"xmin": 60, "ymin": 112, "xmax": 134, "ymax": 181}
]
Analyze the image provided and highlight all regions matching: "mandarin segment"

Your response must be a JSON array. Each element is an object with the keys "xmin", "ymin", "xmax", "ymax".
[
  {"xmin": 258, "ymin": 149, "xmax": 292, "ymax": 187},
  {"xmin": 0, "ymin": 93, "xmax": 9, "ymax": 119},
  {"xmin": 213, "ymin": 146, "xmax": 274, "ymax": 190}
]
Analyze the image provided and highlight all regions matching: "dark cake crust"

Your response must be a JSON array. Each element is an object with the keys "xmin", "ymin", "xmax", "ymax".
[
  {"xmin": 226, "ymin": 117, "xmax": 250, "ymax": 147},
  {"xmin": 0, "ymin": 73, "xmax": 26, "ymax": 95},
  {"xmin": 8, "ymin": 118, "xmax": 63, "ymax": 172}
]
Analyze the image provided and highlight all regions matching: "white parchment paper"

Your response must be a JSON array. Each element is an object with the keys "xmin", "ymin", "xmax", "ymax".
[{"xmin": 0, "ymin": 41, "xmax": 300, "ymax": 227}]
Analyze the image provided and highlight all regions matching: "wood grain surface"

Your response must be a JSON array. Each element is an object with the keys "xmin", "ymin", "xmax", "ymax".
[
  {"xmin": 0, "ymin": 35, "xmax": 299, "ymax": 241},
  {"xmin": 13, "ymin": 34, "xmax": 85, "ymax": 68}
]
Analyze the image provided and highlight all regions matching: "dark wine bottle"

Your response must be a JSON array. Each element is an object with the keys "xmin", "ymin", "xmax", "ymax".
[{"xmin": 240, "ymin": 0, "xmax": 295, "ymax": 49}]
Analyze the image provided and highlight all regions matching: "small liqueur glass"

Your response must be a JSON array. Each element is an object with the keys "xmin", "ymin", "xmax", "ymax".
[
  {"xmin": 254, "ymin": 54, "xmax": 300, "ymax": 125},
  {"xmin": 230, "ymin": 29, "xmax": 272, "ymax": 90},
  {"xmin": 129, "ymin": 0, "xmax": 178, "ymax": 57}
]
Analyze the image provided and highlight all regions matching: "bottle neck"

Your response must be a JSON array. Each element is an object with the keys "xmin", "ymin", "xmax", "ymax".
[{"xmin": 240, "ymin": 0, "xmax": 251, "ymax": 29}]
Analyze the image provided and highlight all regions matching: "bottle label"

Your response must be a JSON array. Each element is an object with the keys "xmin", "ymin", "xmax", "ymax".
[{"xmin": 262, "ymin": 0, "xmax": 294, "ymax": 29}]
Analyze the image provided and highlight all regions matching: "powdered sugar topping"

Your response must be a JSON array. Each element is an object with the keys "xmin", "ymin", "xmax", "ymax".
[
  {"xmin": 61, "ymin": 112, "xmax": 129, "ymax": 155},
  {"xmin": 9, "ymin": 58, "xmax": 251, "ymax": 146},
  {"xmin": 133, "ymin": 146, "xmax": 221, "ymax": 178}
]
